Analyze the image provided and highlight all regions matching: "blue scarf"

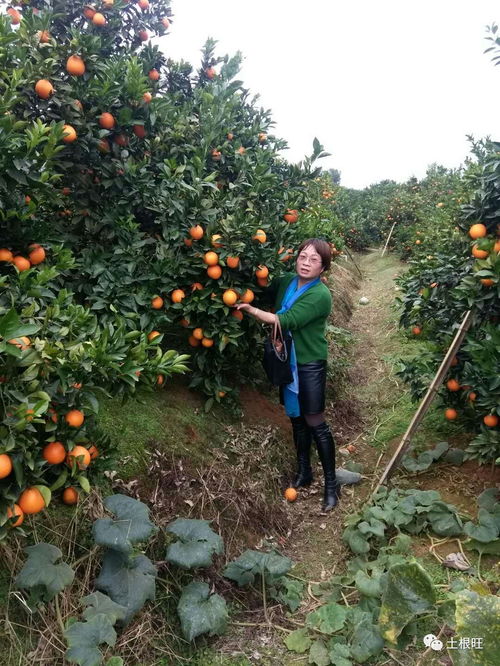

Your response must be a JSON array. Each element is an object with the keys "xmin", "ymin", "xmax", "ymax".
[{"xmin": 276, "ymin": 276, "xmax": 321, "ymax": 417}]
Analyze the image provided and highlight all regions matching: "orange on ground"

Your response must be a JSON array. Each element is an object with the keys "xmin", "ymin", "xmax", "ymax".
[
  {"xmin": 29, "ymin": 246, "xmax": 45, "ymax": 265},
  {"xmin": 446, "ymin": 379, "xmax": 460, "ymax": 392},
  {"xmin": 468, "ymin": 223, "xmax": 487, "ymax": 239},
  {"xmin": 35, "ymin": 79, "xmax": 53, "ymax": 99},
  {"xmin": 133, "ymin": 124, "xmax": 146, "ymax": 138},
  {"xmin": 65, "ymin": 409, "xmax": 85, "ymax": 427},
  {"xmin": 240, "ymin": 289, "xmax": 255, "ymax": 304},
  {"xmin": 99, "ymin": 112, "xmax": 115, "ymax": 129},
  {"xmin": 222, "ymin": 289, "xmax": 238, "ymax": 306},
  {"xmin": 193, "ymin": 327, "xmax": 204, "ymax": 340},
  {"xmin": 207, "ymin": 265, "xmax": 222, "ymax": 279},
  {"xmin": 411, "ymin": 326, "xmax": 421, "ymax": 335},
  {"xmin": 284, "ymin": 487, "xmax": 297, "ymax": 502},
  {"xmin": 151, "ymin": 296, "xmax": 164, "ymax": 309},
  {"xmin": 12, "ymin": 256, "xmax": 31, "ymax": 271},
  {"xmin": 66, "ymin": 445, "xmax": 91, "ymax": 469},
  {"xmin": 188, "ymin": 335, "xmax": 200, "ymax": 346},
  {"xmin": 283, "ymin": 209, "xmax": 299, "ymax": 224},
  {"xmin": 201, "ymin": 337, "xmax": 214, "ymax": 347},
  {"xmin": 6, "ymin": 504, "xmax": 24, "ymax": 527},
  {"xmin": 66, "ymin": 55, "xmax": 85, "ymax": 76},
  {"xmin": 483, "ymin": 414, "xmax": 499, "ymax": 428},
  {"xmin": 42, "ymin": 441, "xmax": 66, "ymax": 464},
  {"xmin": 148, "ymin": 330, "xmax": 161, "ymax": 342},
  {"xmin": 62, "ymin": 487, "xmax": 79, "ymax": 505},
  {"xmin": 62, "ymin": 124, "xmax": 77, "ymax": 143},
  {"xmin": 472, "ymin": 245, "xmax": 489, "ymax": 259},
  {"xmin": 0, "ymin": 454, "xmax": 13, "ymax": 479},
  {"xmin": 252, "ymin": 229, "xmax": 267, "ymax": 243},
  {"xmin": 255, "ymin": 265, "xmax": 269, "ymax": 279},
  {"xmin": 88, "ymin": 445, "xmax": 99, "ymax": 460},
  {"xmin": 226, "ymin": 256, "xmax": 239, "ymax": 269},
  {"xmin": 445, "ymin": 408, "xmax": 458, "ymax": 421},
  {"xmin": 18, "ymin": 487, "xmax": 45, "ymax": 514},
  {"xmin": 189, "ymin": 225, "xmax": 204, "ymax": 240},
  {"xmin": 231, "ymin": 309, "xmax": 243, "ymax": 321},
  {"xmin": 171, "ymin": 289, "xmax": 185, "ymax": 303},
  {"xmin": 0, "ymin": 249, "xmax": 13, "ymax": 262}
]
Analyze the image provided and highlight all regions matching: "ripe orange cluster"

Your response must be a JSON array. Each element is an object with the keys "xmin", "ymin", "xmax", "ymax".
[{"xmin": 0, "ymin": 244, "xmax": 46, "ymax": 271}]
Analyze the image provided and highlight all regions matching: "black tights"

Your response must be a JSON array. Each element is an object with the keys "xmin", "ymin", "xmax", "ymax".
[{"xmin": 304, "ymin": 412, "xmax": 325, "ymax": 427}]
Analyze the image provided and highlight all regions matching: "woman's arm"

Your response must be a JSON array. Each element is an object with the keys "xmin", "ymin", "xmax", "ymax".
[{"xmin": 233, "ymin": 303, "xmax": 278, "ymax": 325}]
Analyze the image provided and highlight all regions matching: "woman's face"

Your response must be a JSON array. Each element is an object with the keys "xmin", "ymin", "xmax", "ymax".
[{"xmin": 296, "ymin": 245, "xmax": 324, "ymax": 280}]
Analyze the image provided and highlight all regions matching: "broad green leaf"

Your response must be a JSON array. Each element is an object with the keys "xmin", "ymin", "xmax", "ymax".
[
  {"xmin": 463, "ymin": 509, "xmax": 499, "ymax": 543},
  {"xmin": 452, "ymin": 590, "xmax": 500, "ymax": 665},
  {"xmin": 427, "ymin": 501, "xmax": 463, "ymax": 536},
  {"xmin": 285, "ymin": 628, "xmax": 312, "ymax": 653},
  {"xmin": 343, "ymin": 528, "xmax": 370, "ymax": 555},
  {"xmin": 177, "ymin": 582, "xmax": 228, "ymax": 641},
  {"xmin": 65, "ymin": 614, "xmax": 116, "ymax": 666},
  {"xmin": 308, "ymin": 639, "xmax": 330, "ymax": 666},
  {"xmin": 350, "ymin": 616, "xmax": 384, "ymax": 663},
  {"xmin": 355, "ymin": 570, "xmax": 382, "ymax": 598},
  {"xmin": 465, "ymin": 538, "xmax": 500, "ymax": 555},
  {"xmin": 306, "ymin": 603, "xmax": 347, "ymax": 635},
  {"xmin": 477, "ymin": 488, "xmax": 499, "ymax": 512},
  {"xmin": 223, "ymin": 549, "xmax": 292, "ymax": 586},
  {"xmin": 328, "ymin": 641, "xmax": 352, "ymax": 666},
  {"xmin": 165, "ymin": 518, "xmax": 223, "ymax": 569},
  {"xmin": 105, "ymin": 659, "xmax": 124, "ymax": 666},
  {"xmin": 357, "ymin": 519, "xmax": 386, "ymax": 538},
  {"xmin": 379, "ymin": 561, "xmax": 436, "ymax": 644},
  {"xmin": 95, "ymin": 550, "xmax": 156, "ymax": 625},
  {"xmin": 82, "ymin": 591, "xmax": 127, "ymax": 624},
  {"xmin": 270, "ymin": 576, "xmax": 304, "ymax": 611},
  {"xmin": 93, "ymin": 494, "xmax": 157, "ymax": 554},
  {"xmin": 0, "ymin": 309, "xmax": 39, "ymax": 340},
  {"xmin": 15, "ymin": 543, "xmax": 74, "ymax": 602}
]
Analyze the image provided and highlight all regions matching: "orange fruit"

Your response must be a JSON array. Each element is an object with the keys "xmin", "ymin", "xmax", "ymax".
[
  {"xmin": 6, "ymin": 504, "xmax": 24, "ymax": 527},
  {"xmin": 445, "ymin": 408, "xmax": 458, "ymax": 421},
  {"xmin": 66, "ymin": 445, "xmax": 91, "ymax": 469},
  {"xmin": 226, "ymin": 256, "xmax": 240, "ymax": 269},
  {"xmin": 450, "ymin": 356, "xmax": 458, "ymax": 366},
  {"xmin": 222, "ymin": 289, "xmax": 238, "ymax": 306},
  {"xmin": 237, "ymin": 146, "xmax": 246, "ymax": 155},
  {"xmin": 468, "ymin": 392, "xmax": 477, "ymax": 401},
  {"xmin": 411, "ymin": 326, "xmax": 421, "ymax": 335},
  {"xmin": 99, "ymin": 112, "xmax": 115, "ymax": 129},
  {"xmin": 0, "ymin": 249, "xmax": 13, "ymax": 262},
  {"xmin": 468, "ymin": 223, "xmax": 487, "ymax": 239},
  {"xmin": 283, "ymin": 209, "xmax": 298, "ymax": 223},
  {"xmin": 205, "ymin": 66, "xmax": 216, "ymax": 79},
  {"xmin": 211, "ymin": 149, "xmax": 221, "ymax": 160},
  {"xmin": 231, "ymin": 309, "xmax": 243, "ymax": 321},
  {"xmin": 284, "ymin": 487, "xmax": 297, "ymax": 502},
  {"xmin": 207, "ymin": 265, "xmax": 222, "ymax": 279},
  {"xmin": 472, "ymin": 245, "xmax": 489, "ymax": 259},
  {"xmin": 29, "ymin": 246, "xmax": 46, "ymax": 265},
  {"xmin": 227, "ymin": 132, "xmax": 234, "ymax": 140},
  {"xmin": 191, "ymin": 282, "xmax": 203, "ymax": 291},
  {"xmin": 218, "ymin": 391, "xmax": 226, "ymax": 397},
  {"xmin": 83, "ymin": 5, "xmax": 96, "ymax": 19},
  {"xmin": 93, "ymin": 11, "xmax": 106, "ymax": 25},
  {"xmin": 252, "ymin": 229, "xmax": 267, "ymax": 243},
  {"xmin": 151, "ymin": 296, "xmax": 164, "ymax": 309},
  {"xmin": 114, "ymin": 134, "xmax": 128, "ymax": 147},
  {"xmin": 240, "ymin": 289, "xmax": 255, "ymax": 304},
  {"xmin": 88, "ymin": 445, "xmax": 99, "ymax": 460},
  {"xmin": 258, "ymin": 132, "xmax": 267, "ymax": 143},
  {"xmin": 66, "ymin": 55, "xmax": 86, "ymax": 76},
  {"xmin": 12, "ymin": 256, "xmax": 31, "ymax": 271},
  {"xmin": 480, "ymin": 278, "xmax": 495, "ymax": 287},
  {"xmin": 171, "ymin": 289, "xmax": 185, "ymax": 303},
  {"xmin": 133, "ymin": 124, "xmax": 146, "ymax": 138},
  {"xmin": 188, "ymin": 335, "xmax": 200, "ymax": 346},
  {"xmin": 139, "ymin": 30, "xmax": 149, "ymax": 41},
  {"xmin": 42, "ymin": 441, "xmax": 66, "ymax": 464},
  {"xmin": 180, "ymin": 318, "xmax": 190, "ymax": 327},
  {"xmin": 148, "ymin": 69, "xmax": 160, "ymax": 81},
  {"xmin": 483, "ymin": 414, "xmax": 499, "ymax": 427},
  {"xmin": 430, "ymin": 282, "xmax": 438, "ymax": 288},
  {"xmin": 255, "ymin": 265, "xmax": 269, "ymax": 279},
  {"xmin": 38, "ymin": 30, "xmax": 51, "ymax": 42},
  {"xmin": 446, "ymin": 379, "xmax": 460, "ymax": 392},
  {"xmin": 189, "ymin": 225, "xmax": 204, "ymax": 240},
  {"xmin": 7, "ymin": 335, "xmax": 30, "ymax": 350},
  {"xmin": 7, "ymin": 8, "xmax": 21, "ymax": 24},
  {"xmin": 34, "ymin": 79, "xmax": 54, "ymax": 99},
  {"xmin": 257, "ymin": 277, "xmax": 268, "ymax": 287},
  {"xmin": 494, "ymin": 239, "xmax": 500, "ymax": 253},
  {"xmin": 138, "ymin": 0, "xmax": 150, "ymax": 8},
  {"xmin": 143, "ymin": 91, "xmax": 152, "ymax": 103},
  {"xmin": 98, "ymin": 138, "xmax": 110, "ymax": 153},
  {"xmin": 0, "ymin": 454, "xmax": 13, "ymax": 479},
  {"xmin": 156, "ymin": 374, "xmax": 164, "ymax": 386},
  {"xmin": 73, "ymin": 99, "xmax": 83, "ymax": 112},
  {"xmin": 193, "ymin": 327, "xmax": 204, "ymax": 340},
  {"xmin": 65, "ymin": 409, "xmax": 85, "ymax": 427},
  {"xmin": 18, "ymin": 487, "xmax": 45, "ymax": 514},
  {"xmin": 62, "ymin": 124, "xmax": 77, "ymax": 143},
  {"xmin": 204, "ymin": 251, "xmax": 219, "ymax": 266},
  {"xmin": 62, "ymin": 487, "xmax": 79, "ymax": 505},
  {"xmin": 184, "ymin": 238, "xmax": 193, "ymax": 247},
  {"xmin": 148, "ymin": 330, "xmax": 161, "ymax": 342},
  {"xmin": 211, "ymin": 234, "xmax": 223, "ymax": 248},
  {"xmin": 72, "ymin": 382, "xmax": 83, "ymax": 389},
  {"xmin": 62, "ymin": 187, "xmax": 71, "ymax": 195},
  {"xmin": 201, "ymin": 337, "xmax": 214, "ymax": 347},
  {"xmin": 162, "ymin": 17, "xmax": 170, "ymax": 28}
]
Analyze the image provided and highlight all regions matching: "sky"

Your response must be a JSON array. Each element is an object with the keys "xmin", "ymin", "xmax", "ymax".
[{"xmin": 156, "ymin": 0, "xmax": 500, "ymax": 189}]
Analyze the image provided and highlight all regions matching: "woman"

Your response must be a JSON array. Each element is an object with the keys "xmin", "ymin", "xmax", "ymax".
[{"xmin": 234, "ymin": 238, "xmax": 340, "ymax": 512}]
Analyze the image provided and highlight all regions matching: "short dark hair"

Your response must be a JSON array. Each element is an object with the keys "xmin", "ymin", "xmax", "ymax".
[{"xmin": 296, "ymin": 238, "xmax": 332, "ymax": 272}]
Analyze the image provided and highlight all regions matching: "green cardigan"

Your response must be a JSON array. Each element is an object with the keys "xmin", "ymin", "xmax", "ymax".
[{"xmin": 267, "ymin": 273, "xmax": 332, "ymax": 364}]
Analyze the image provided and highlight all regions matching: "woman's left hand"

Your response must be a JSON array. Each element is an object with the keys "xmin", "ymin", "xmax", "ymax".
[{"xmin": 233, "ymin": 303, "xmax": 253, "ymax": 313}]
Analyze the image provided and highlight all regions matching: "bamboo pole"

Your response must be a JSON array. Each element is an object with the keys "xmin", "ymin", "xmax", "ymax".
[
  {"xmin": 380, "ymin": 220, "xmax": 397, "ymax": 257},
  {"xmin": 372, "ymin": 309, "xmax": 474, "ymax": 496}
]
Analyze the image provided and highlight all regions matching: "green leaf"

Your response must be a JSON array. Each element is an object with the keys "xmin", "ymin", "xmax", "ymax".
[
  {"xmin": 465, "ymin": 538, "xmax": 500, "ymax": 555},
  {"xmin": 105, "ymin": 659, "xmax": 124, "ymax": 666},
  {"xmin": 177, "ymin": 582, "xmax": 228, "ymax": 641},
  {"xmin": 95, "ymin": 551, "xmax": 156, "ymax": 625},
  {"xmin": 15, "ymin": 543, "xmax": 74, "ymax": 602},
  {"xmin": 328, "ymin": 641, "xmax": 352, "ymax": 666},
  {"xmin": 308, "ymin": 639, "xmax": 331, "ymax": 666},
  {"xmin": 270, "ymin": 576, "xmax": 304, "ymax": 611},
  {"xmin": 165, "ymin": 518, "xmax": 223, "ymax": 569},
  {"xmin": 92, "ymin": 494, "xmax": 157, "ymax": 554},
  {"xmin": 306, "ymin": 603, "xmax": 347, "ymax": 635},
  {"xmin": 0, "ymin": 309, "xmax": 39, "ymax": 340},
  {"xmin": 65, "ymin": 614, "xmax": 116, "ymax": 666},
  {"xmin": 427, "ymin": 501, "xmax": 463, "ymax": 536},
  {"xmin": 343, "ymin": 528, "xmax": 370, "ymax": 555},
  {"xmin": 223, "ymin": 550, "xmax": 292, "ymax": 586},
  {"xmin": 463, "ymin": 509, "xmax": 499, "ymax": 543},
  {"xmin": 285, "ymin": 628, "xmax": 312, "ymax": 653},
  {"xmin": 452, "ymin": 590, "xmax": 500, "ymax": 665},
  {"xmin": 355, "ymin": 570, "xmax": 382, "ymax": 598},
  {"xmin": 82, "ymin": 592, "xmax": 127, "ymax": 624},
  {"xmin": 350, "ymin": 616, "xmax": 384, "ymax": 663},
  {"xmin": 477, "ymin": 488, "xmax": 499, "ymax": 512},
  {"xmin": 379, "ymin": 562, "xmax": 436, "ymax": 644}
]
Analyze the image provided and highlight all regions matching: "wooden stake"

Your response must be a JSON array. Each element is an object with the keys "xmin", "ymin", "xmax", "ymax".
[
  {"xmin": 372, "ymin": 309, "xmax": 474, "ymax": 496},
  {"xmin": 381, "ymin": 220, "xmax": 397, "ymax": 257}
]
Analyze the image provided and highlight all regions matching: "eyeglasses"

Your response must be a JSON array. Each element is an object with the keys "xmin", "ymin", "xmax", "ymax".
[{"xmin": 298, "ymin": 253, "xmax": 322, "ymax": 265}]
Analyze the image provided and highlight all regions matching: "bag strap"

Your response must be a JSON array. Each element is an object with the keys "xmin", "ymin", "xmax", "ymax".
[{"xmin": 272, "ymin": 316, "xmax": 288, "ymax": 361}]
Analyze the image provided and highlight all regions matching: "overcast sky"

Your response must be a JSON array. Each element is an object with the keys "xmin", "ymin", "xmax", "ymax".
[{"xmin": 157, "ymin": 0, "xmax": 500, "ymax": 189}]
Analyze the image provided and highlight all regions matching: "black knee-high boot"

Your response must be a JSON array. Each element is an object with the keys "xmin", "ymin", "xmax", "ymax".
[
  {"xmin": 309, "ymin": 422, "xmax": 340, "ymax": 511},
  {"xmin": 290, "ymin": 417, "xmax": 313, "ymax": 488}
]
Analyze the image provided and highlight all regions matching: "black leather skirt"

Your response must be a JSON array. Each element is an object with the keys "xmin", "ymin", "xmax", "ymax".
[{"xmin": 279, "ymin": 360, "xmax": 327, "ymax": 415}]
